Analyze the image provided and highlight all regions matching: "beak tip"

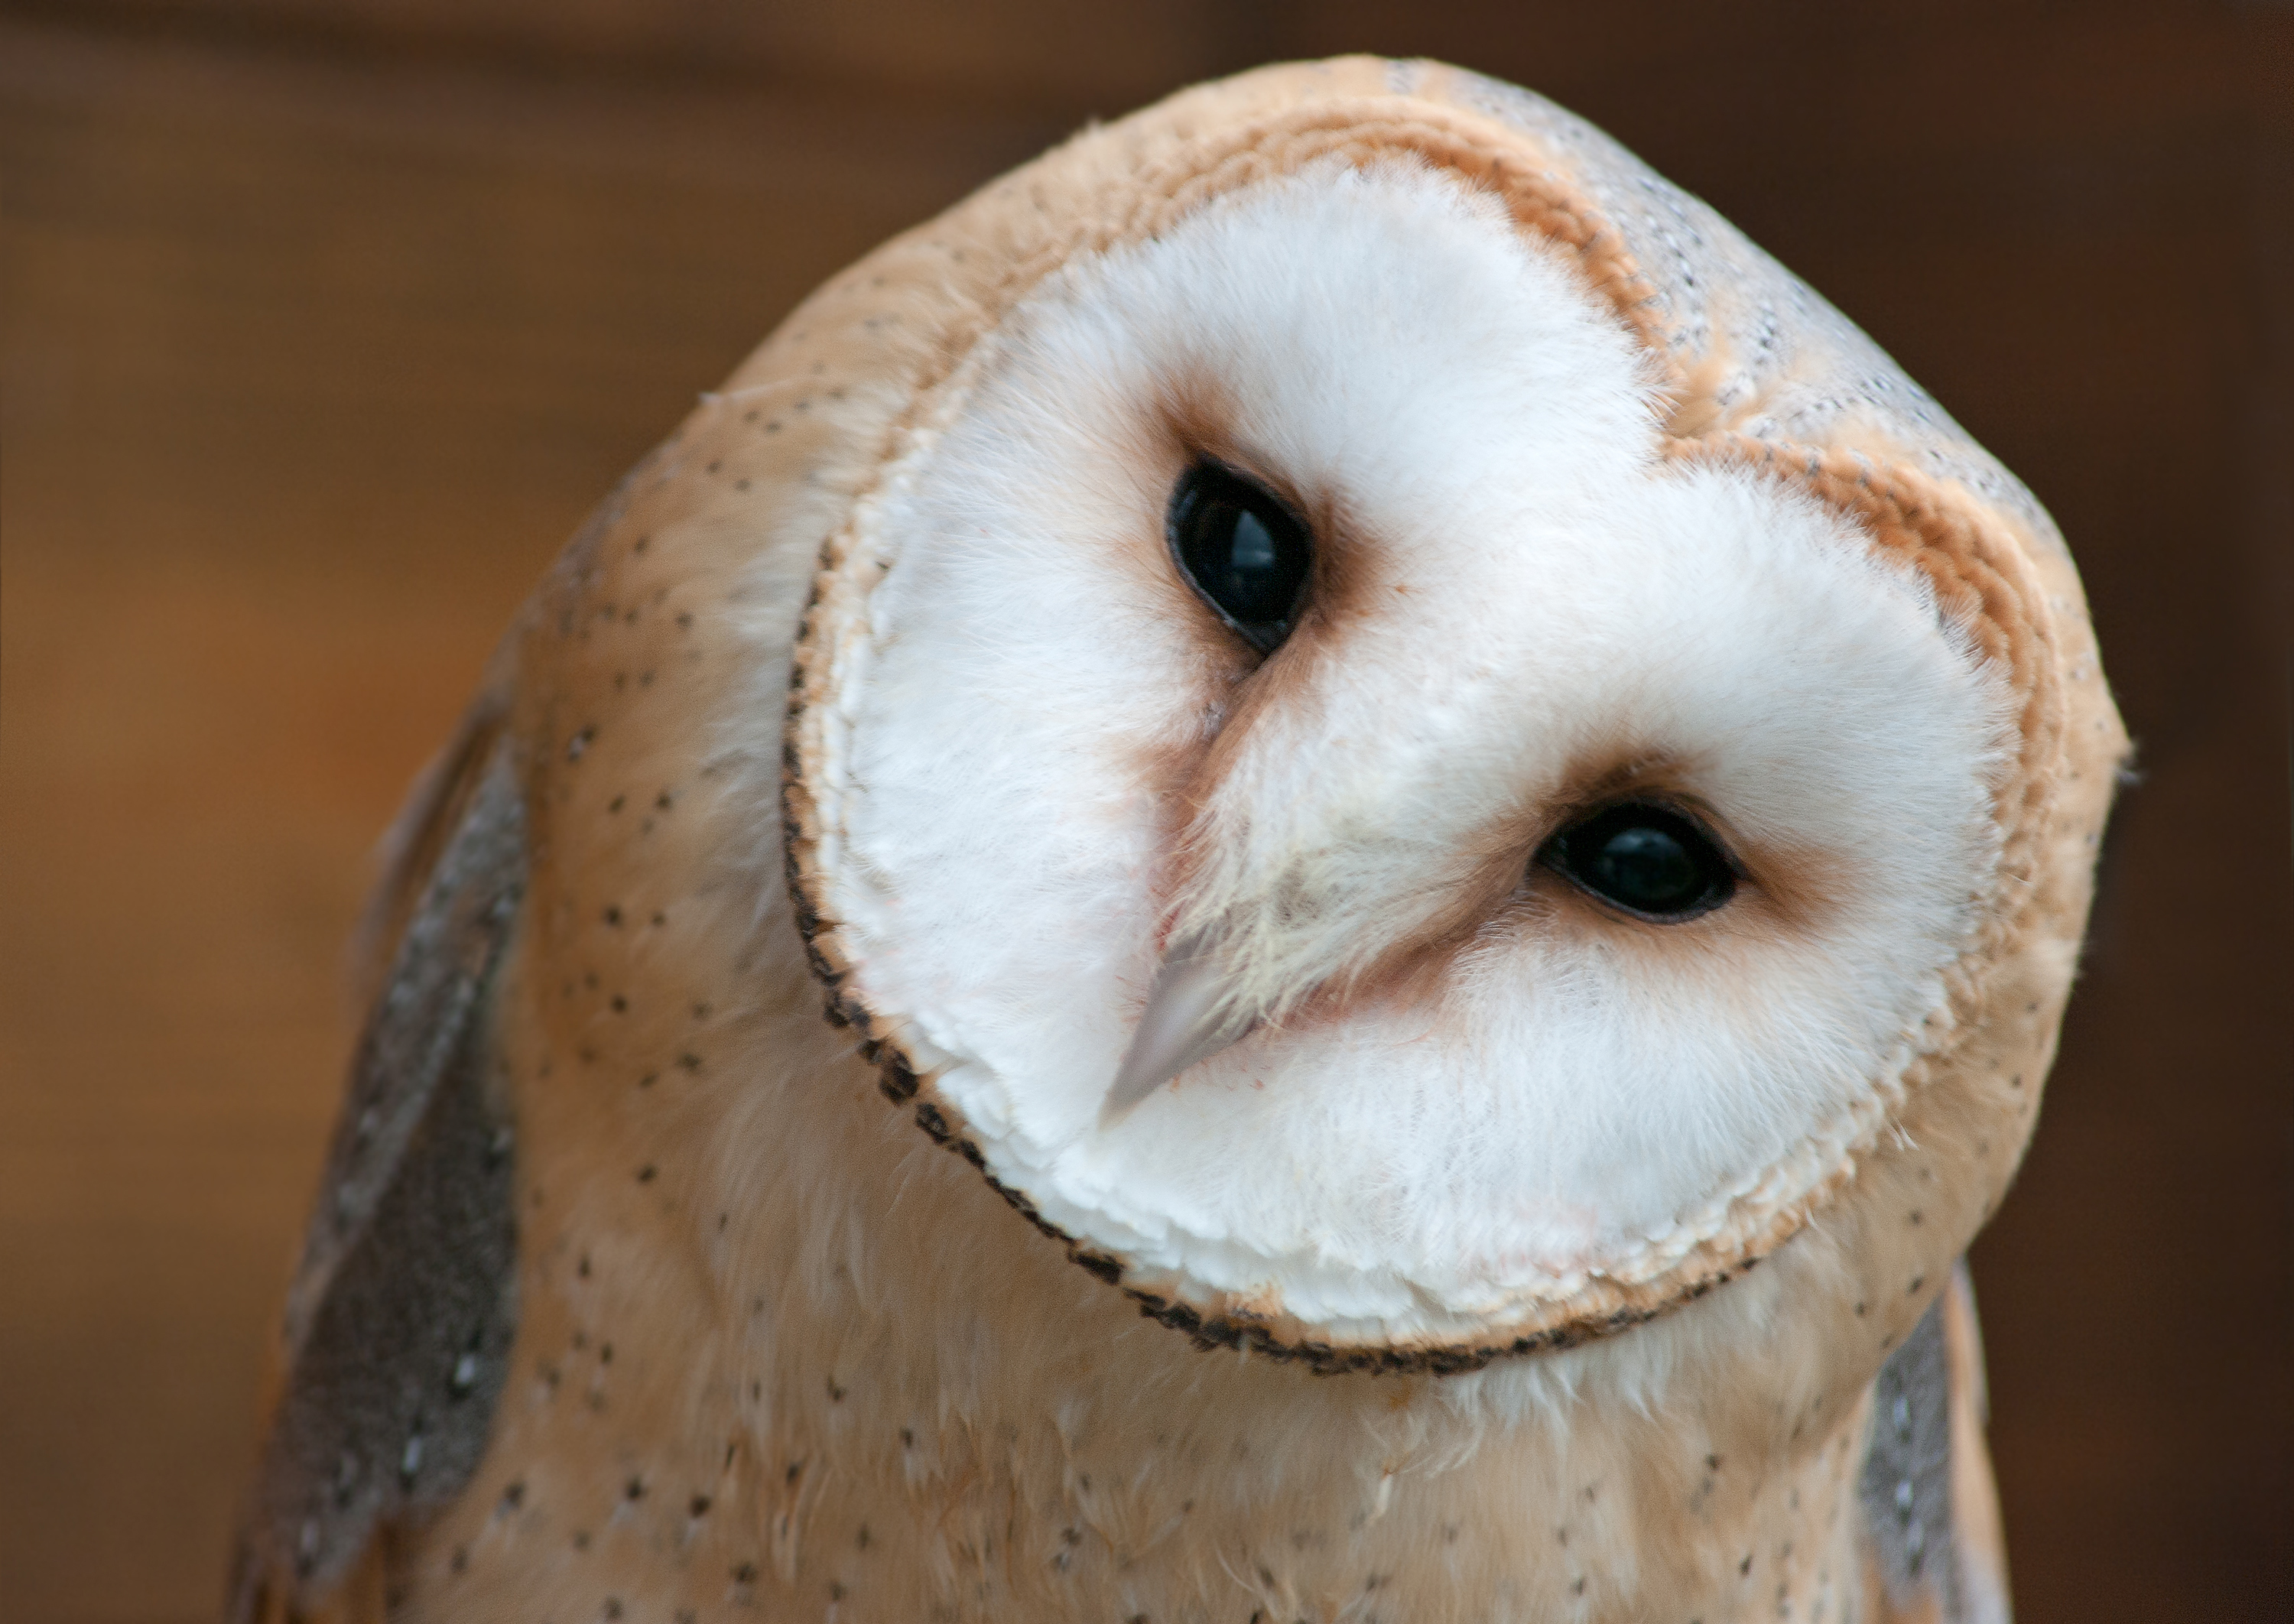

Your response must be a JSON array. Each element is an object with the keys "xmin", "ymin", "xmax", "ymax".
[
  {"xmin": 1097, "ymin": 937, "xmax": 1253, "ymax": 1129},
  {"xmin": 1097, "ymin": 1038, "xmax": 1180, "ymax": 1129}
]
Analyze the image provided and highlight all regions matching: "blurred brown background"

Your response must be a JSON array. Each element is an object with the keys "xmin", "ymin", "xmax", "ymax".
[{"xmin": 2, "ymin": 2, "xmax": 2288, "ymax": 1619}]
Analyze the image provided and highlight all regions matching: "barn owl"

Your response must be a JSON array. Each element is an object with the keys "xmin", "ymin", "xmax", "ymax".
[{"xmin": 230, "ymin": 57, "xmax": 2124, "ymax": 1624}]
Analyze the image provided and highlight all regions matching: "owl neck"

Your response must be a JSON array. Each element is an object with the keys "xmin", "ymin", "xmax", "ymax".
[
  {"xmin": 445, "ymin": 893, "xmax": 1879, "ymax": 1622},
  {"xmin": 665, "ymin": 924, "xmax": 1880, "ymax": 1622}
]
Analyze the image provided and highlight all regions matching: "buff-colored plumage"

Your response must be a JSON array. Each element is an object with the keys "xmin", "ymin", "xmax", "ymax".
[{"xmin": 233, "ymin": 58, "xmax": 2123, "ymax": 1624}]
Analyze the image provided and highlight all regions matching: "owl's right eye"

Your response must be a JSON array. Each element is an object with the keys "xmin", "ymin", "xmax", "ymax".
[{"xmin": 1166, "ymin": 460, "xmax": 1313, "ymax": 654}]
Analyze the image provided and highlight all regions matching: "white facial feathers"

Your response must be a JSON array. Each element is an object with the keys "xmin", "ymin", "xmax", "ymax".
[{"xmin": 819, "ymin": 158, "xmax": 2014, "ymax": 1339}]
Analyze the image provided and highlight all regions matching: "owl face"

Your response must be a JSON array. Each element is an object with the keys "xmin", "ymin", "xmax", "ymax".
[{"xmin": 790, "ymin": 158, "xmax": 2018, "ymax": 1354}]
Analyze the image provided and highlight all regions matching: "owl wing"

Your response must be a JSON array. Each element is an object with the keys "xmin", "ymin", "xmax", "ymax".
[
  {"xmin": 228, "ymin": 699, "xmax": 528, "ymax": 1623},
  {"xmin": 1859, "ymin": 1262, "xmax": 2015, "ymax": 1624}
]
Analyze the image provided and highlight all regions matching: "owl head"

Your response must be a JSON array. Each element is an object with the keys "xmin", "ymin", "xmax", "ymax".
[{"xmin": 768, "ymin": 59, "xmax": 2122, "ymax": 1371}]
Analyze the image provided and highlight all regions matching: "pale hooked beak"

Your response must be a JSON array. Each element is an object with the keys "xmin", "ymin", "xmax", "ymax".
[{"xmin": 1100, "ymin": 934, "xmax": 1256, "ymax": 1125}]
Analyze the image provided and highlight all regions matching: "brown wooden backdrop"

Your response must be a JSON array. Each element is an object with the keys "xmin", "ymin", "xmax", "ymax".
[{"xmin": 2, "ymin": 4, "xmax": 2287, "ymax": 1619}]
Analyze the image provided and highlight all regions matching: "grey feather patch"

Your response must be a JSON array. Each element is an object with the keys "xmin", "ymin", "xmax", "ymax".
[
  {"xmin": 250, "ymin": 749, "xmax": 526, "ymax": 1606},
  {"xmin": 1859, "ymin": 1288, "xmax": 1961, "ymax": 1616}
]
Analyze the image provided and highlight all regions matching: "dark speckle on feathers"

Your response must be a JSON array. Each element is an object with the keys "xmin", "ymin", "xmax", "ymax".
[{"xmin": 230, "ymin": 748, "xmax": 526, "ymax": 1619}]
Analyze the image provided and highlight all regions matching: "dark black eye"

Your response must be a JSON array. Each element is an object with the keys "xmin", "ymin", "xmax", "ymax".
[
  {"xmin": 1167, "ymin": 460, "xmax": 1313, "ymax": 654},
  {"xmin": 1542, "ymin": 802, "xmax": 1737, "ymax": 921}
]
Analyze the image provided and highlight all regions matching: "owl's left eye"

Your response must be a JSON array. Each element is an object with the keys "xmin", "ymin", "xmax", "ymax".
[
  {"xmin": 1167, "ymin": 460, "xmax": 1313, "ymax": 654},
  {"xmin": 1542, "ymin": 801, "xmax": 1737, "ymax": 921}
]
